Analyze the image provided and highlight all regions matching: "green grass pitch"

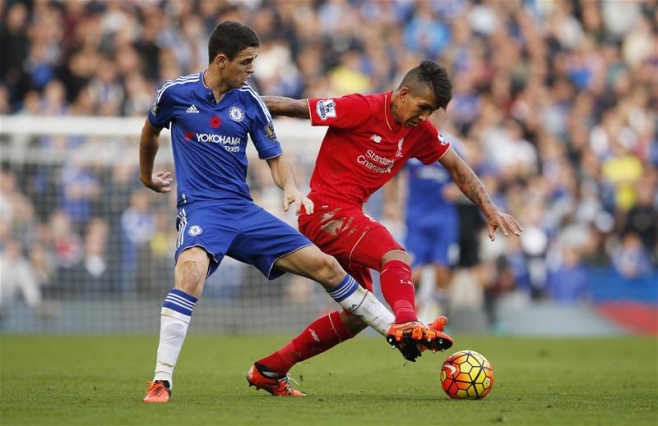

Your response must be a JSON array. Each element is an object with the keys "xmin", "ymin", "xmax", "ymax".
[{"xmin": 1, "ymin": 334, "xmax": 656, "ymax": 425}]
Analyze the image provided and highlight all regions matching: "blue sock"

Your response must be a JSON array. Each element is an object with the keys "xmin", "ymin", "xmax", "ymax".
[{"xmin": 162, "ymin": 288, "xmax": 197, "ymax": 317}]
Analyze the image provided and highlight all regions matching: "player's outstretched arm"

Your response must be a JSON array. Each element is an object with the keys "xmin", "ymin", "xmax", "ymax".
[
  {"xmin": 139, "ymin": 119, "xmax": 172, "ymax": 194},
  {"xmin": 262, "ymin": 96, "xmax": 310, "ymax": 119},
  {"xmin": 438, "ymin": 148, "xmax": 523, "ymax": 241},
  {"xmin": 266, "ymin": 154, "xmax": 314, "ymax": 215}
]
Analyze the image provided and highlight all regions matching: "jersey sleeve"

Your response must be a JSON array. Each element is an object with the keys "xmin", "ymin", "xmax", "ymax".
[
  {"xmin": 414, "ymin": 122, "xmax": 452, "ymax": 164},
  {"xmin": 248, "ymin": 93, "xmax": 283, "ymax": 160},
  {"xmin": 148, "ymin": 82, "xmax": 176, "ymax": 129},
  {"xmin": 307, "ymin": 94, "xmax": 369, "ymax": 129}
]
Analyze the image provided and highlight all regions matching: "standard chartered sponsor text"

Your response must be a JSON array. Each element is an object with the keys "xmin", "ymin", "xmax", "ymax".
[{"xmin": 357, "ymin": 149, "xmax": 394, "ymax": 173}]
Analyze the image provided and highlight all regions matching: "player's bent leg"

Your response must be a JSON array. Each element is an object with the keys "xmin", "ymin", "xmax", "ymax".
[
  {"xmin": 273, "ymin": 245, "xmax": 345, "ymax": 290},
  {"xmin": 275, "ymin": 246, "xmax": 395, "ymax": 336},
  {"xmin": 247, "ymin": 364, "xmax": 306, "ymax": 396}
]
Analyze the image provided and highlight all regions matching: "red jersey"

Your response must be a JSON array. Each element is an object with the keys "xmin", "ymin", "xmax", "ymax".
[{"xmin": 306, "ymin": 92, "xmax": 451, "ymax": 208}]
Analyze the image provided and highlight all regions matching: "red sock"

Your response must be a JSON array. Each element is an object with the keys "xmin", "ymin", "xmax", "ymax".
[
  {"xmin": 380, "ymin": 260, "xmax": 417, "ymax": 323},
  {"xmin": 257, "ymin": 311, "xmax": 354, "ymax": 376}
]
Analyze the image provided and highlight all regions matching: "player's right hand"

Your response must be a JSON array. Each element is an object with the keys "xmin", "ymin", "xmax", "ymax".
[{"xmin": 142, "ymin": 171, "xmax": 173, "ymax": 193}]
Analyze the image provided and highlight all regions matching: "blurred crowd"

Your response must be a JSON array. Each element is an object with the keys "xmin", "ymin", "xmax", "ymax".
[{"xmin": 0, "ymin": 0, "xmax": 656, "ymax": 323}]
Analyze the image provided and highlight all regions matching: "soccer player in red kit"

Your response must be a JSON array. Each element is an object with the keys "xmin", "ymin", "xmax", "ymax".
[{"xmin": 246, "ymin": 60, "xmax": 523, "ymax": 396}]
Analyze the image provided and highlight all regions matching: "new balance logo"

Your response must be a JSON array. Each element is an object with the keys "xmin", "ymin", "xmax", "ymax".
[
  {"xmin": 186, "ymin": 104, "xmax": 200, "ymax": 114},
  {"xmin": 370, "ymin": 134, "xmax": 382, "ymax": 143}
]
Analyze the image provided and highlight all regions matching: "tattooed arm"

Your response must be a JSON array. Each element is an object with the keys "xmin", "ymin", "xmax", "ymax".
[
  {"xmin": 438, "ymin": 148, "xmax": 523, "ymax": 241},
  {"xmin": 262, "ymin": 96, "xmax": 310, "ymax": 119}
]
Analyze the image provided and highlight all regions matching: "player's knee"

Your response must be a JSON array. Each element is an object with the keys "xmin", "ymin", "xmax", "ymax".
[
  {"xmin": 313, "ymin": 254, "xmax": 346, "ymax": 286},
  {"xmin": 174, "ymin": 260, "xmax": 205, "ymax": 296},
  {"xmin": 382, "ymin": 249, "xmax": 411, "ymax": 267}
]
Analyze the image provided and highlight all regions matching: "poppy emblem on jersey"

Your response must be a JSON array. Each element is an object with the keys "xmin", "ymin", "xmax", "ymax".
[
  {"xmin": 316, "ymin": 99, "xmax": 336, "ymax": 120},
  {"xmin": 188, "ymin": 225, "xmax": 203, "ymax": 236},
  {"xmin": 264, "ymin": 122, "xmax": 277, "ymax": 141},
  {"xmin": 210, "ymin": 115, "xmax": 221, "ymax": 128},
  {"xmin": 229, "ymin": 106, "xmax": 245, "ymax": 122}
]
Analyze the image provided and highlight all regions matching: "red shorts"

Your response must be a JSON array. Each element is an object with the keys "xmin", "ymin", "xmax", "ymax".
[{"xmin": 299, "ymin": 204, "xmax": 404, "ymax": 291}]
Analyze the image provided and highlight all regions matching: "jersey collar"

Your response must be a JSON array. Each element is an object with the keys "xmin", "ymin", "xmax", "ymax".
[
  {"xmin": 201, "ymin": 69, "xmax": 211, "ymax": 88},
  {"xmin": 384, "ymin": 91, "xmax": 401, "ymax": 132},
  {"xmin": 200, "ymin": 69, "xmax": 237, "ymax": 105}
]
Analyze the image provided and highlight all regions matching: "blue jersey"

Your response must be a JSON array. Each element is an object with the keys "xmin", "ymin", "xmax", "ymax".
[
  {"xmin": 405, "ymin": 158, "xmax": 457, "ymax": 230},
  {"xmin": 148, "ymin": 72, "xmax": 282, "ymax": 207}
]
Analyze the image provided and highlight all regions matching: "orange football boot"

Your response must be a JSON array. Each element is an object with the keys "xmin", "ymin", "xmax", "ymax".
[
  {"xmin": 142, "ymin": 380, "xmax": 171, "ymax": 403},
  {"xmin": 387, "ymin": 317, "xmax": 453, "ymax": 360},
  {"xmin": 246, "ymin": 365, "xmax": 306, "ymax": 396}
]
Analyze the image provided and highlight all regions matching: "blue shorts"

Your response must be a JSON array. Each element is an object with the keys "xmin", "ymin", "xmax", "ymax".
[
  {"xmin": 405, "ymin": 221, "xmax": 459, "ymax": 269},
  {"xmin": 175, "ymin": 201, "xmax": 312, "ymax": 280}
]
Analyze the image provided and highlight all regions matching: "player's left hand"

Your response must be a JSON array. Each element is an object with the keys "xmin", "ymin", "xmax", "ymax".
[
  {"xmin": 283, "ymin": 187, "xmax": 314, "ymax": 215},
  {"xmin": 486, "ymin": 210, "xmax": 523, "ymax": 241},
  {"xmin": 142, "ymin": 171, "xmax": 173, "ymax": 193}
]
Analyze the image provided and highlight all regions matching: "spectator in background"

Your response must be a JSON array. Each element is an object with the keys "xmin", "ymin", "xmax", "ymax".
[
  {"xmin": 137, "ymin": 210, "xmax": 176, "ymax": 298},
  {"xmin": 119, "ymin": 190, "xmax": 156, "ymax": 297},
  {"xmin": 0, "ymin": 238, "xmax": 43, "ymax": 316},
  {"xmin": 28, "ymin": 222, "xmax": 57, "ymax": 299},
  {"xmin": 69, "ymin": 217, "xmax": 112, "ymax": 298},
  {"xmin": 49, "ymin": 210, "xmax": 83, "ymax": 295},
  {"xmin": 0, "ymin": 2, "xmax": 30, "ymax": 109},
  {"xmin": 88, "ymin": 54, "xmax": 125, "ymax": 117},
  {"xmin": 612, "ymin": 232, "xmax": 653, "ymax": 280},
  {"xmin": 518, "ymin": 200, "xmax": 550, "ymax": 299},
  {"xmin": 602, "ymin": 139, "xmax": 644, "ymax": 213},
  {"xmin": 59, "ymin": 157, "xmax": 102, "ymax": 232},
  {"xmin": 620, "ymin": 177, "xmax": 658, "ymax": 263},
  {"xmin": 581, "ymin": 222, "xmax": 611, "ymax": 268},
  {"xmin": 546, "ymin": 244, "xmax": 589, "ymax": 304},
  {"xmin": 0, "ymin": 168, "xmax": 37, "ymax": 244}
]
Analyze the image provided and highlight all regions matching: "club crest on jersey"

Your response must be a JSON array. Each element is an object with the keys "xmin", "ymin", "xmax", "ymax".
[
  {"xmin": 316, "ymin": 99, "xmax": 336, "ymax": 120},
  {"xmin": 264, "ymin": 122, "xmax": 277, "ymax": 141},
  {"xmin": 396, "ymin": 138, "xmax": 405, "ymax": 157},
  {"xmin": 229, "ymin": 106, "xmax": 245, "ymax": 122},
  {"xmin": 188, "ymin": 225, "xmax": 203, "ymax": 236}
]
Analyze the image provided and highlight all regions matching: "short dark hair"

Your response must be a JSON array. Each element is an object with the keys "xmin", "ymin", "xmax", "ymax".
[
  {"xmin": 398, "ymin": 60, "xmax": 452, "ymax": 110},
  {"xmin": 207, "ymin": 21, "xmax": 260, "ymax": 63}
]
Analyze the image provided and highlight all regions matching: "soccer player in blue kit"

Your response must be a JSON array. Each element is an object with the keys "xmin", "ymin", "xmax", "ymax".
[
  {"xmin": 139, "ymin": 21, "xmax": 444, "ymax": 402},
  {"xmin": 405, "ymin": 156, "xmax": 460, "ymax": 314}
]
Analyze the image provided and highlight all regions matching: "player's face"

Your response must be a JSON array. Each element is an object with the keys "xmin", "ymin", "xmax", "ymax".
[
  {"xmin": 396, "ymin": 87, "xmax": 437, "ymax": 128},
  {"xmin": 219, "ymin": 47, "xmax": 258, "ymax": 89}
]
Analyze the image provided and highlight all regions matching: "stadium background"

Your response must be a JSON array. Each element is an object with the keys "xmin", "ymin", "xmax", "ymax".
[{"xmin": 0, "ymin": 0, "xmax": 656, "ymax": 337}]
